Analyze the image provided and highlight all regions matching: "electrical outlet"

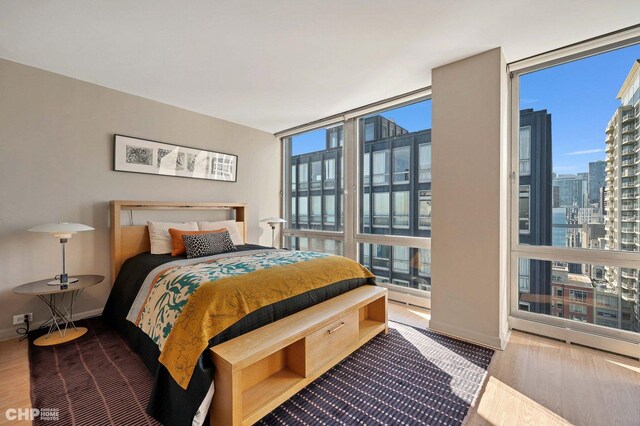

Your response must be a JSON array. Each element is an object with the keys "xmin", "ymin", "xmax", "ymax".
[{"xmin": 12, "ymin": 313, "xmax": 33, "ymax": 325}]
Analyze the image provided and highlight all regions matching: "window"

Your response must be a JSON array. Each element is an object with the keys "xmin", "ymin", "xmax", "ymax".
[
  {"xmin": 569, "ymin": 290, "xmax": 587, "ymax": 303},
  {"xmin": 419, "ymin": 143, "xmax": 431, "ymax": 182},
  {"xmin": 291, "ymin": 165, "xmax": 296, "ymax": 191},
  {"xmin": 512, "ymin": 39, "xmax": 640, "ymax": 347},
  {"xmin": 519, "ymin": 258, "xmax": 530, "ymax": 293},
  {"xmin": 363, "ymin": 153, "xmax": 370, "ymax": 186},
  {"xmin": 373, "ymin": 193, "xmax": 390, "ymax": 227},
  {"xmin": 310, "ymin": 161, "xmax": 322, "ymax": 189},
  {"xmin": 519, "ymin": 186, "xmax": 530, "ymax": 234},
  {"xmin": 363, "ymin": 194, "xmax": 370, "ymax": 226},
  {"xmin": 519, "ymin": 126, "xmax": 531, "ymax": 176},
  {"xmin": 283, "ymin": 97, "xmax": 432, "ymax": 302},
  {"xmin": 393, "ymin": 246, "xmax": 410, "ymax": 273},
  {"xmin": 418, "ymin": 190, "xmax": 431, "ymax": 231},
  {"xmin": 310, "ymin": 196, "xmax": 321, "ymax": 225},
  {"xmin": 324, "ymin": 195, "xmax": 335, "ymax": 225},
  {"xmin": 418, "ymin": 248, "xmax": 431, "ymax": 277},
  {"xmin": 327, "ymin": 126, "xmax": 343, "ymax": 148},
  {"xmin": 298, "ymin": 162, "xmax": 308, "ymax": 190},
  {"xmin": 298, "ymin": 196, "xmax": 308, "ymax": 224},
  {"xmin": 324, "ymin": 158, "xmax": 335, "ymax": 189},
  {"xmin": 357, "ymin": 100, "xmax": 432, "ymax": 296},
  {"xmin": 570, "ymin": 304, "xmax": 587, "ymax": 315},
  {"xmin": 372, "ymin": 150, "xmax": 390, "ymax": 185},
  {"xmin": 285, "ymin": 125, "xmax": 343, "ymax": 245},
  {"xmin": 362, "ymin": 243, "xmax": 371, "ymax": 266},
  {"xmin": 393, "ymin": 146, "xmax": 410, "ymax": 184},
  {"xmin": 365, "ymin": 121, "xmax": 375, "ymax": 141},
  {"xmin": 372, "ymin": 244, "xmax": 390, "ymax": 270},
  {"xmin": 291, "ymin": 196, "xmax": 297, "ymax": 223},
  {"xmin": 392, "ymin": 192, "xmax": 410, "ymax": 229}
]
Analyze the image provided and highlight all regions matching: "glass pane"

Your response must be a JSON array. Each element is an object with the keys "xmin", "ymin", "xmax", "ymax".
[
  {"xmin": 360, "ymin": 100, "xmax": 432, "ymax": 237},
  {"xmin": 419, "ymin": 143, "xmax": 431, "ymax": 182},
  {"xmin": 518, "ymin": 257, "xmax": 639, "ymax": 333},
  {"xmin": 393, "ymin": 146, "xmax": 410, "ymax": 184},
  {"xmin": 285, "ymin": 125, "xmax": 343, "ymax": 232},
  {"xmin": 359, "ymin": 244, "xmax": 431, "ymax": 292},
  {"xmin": 517, "ymin": 43, "xmax": 640, "ymax": 334},
  {"xmin": 287, "ymin": 237, "xmax": 343, "ymax": 256},
  {"xmin": 518, "ymin": 43, "xmax": 640, "ymax": 252}
]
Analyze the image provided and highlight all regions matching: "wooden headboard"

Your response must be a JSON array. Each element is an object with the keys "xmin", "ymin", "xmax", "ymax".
[{"xmin": 109, "ymin": 200, "xmax": 247, "ymax": 284}]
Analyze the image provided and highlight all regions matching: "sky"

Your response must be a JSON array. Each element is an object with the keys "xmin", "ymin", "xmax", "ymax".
[
  {"xmin": 521, "ymin": 44, "xmax": 640, "ymax": 175},
  {"xmin": 291, "ymin": 100, "xmax": 432, "ymax": 155},
  {"xmin": 291, "ymin": 43, "xmax": 640, "ymax": 166}
]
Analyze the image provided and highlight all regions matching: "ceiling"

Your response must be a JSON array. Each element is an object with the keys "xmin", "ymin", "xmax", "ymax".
[{"xmin": 1, "ymin": 1, "xmax": 639, "ymax": 133}]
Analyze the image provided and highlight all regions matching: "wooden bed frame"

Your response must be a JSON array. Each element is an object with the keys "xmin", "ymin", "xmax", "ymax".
[
  {"xmin": 108, "ymin": 200, "xmax": 387, "ymax": 426},
  {"xmin": 109, "ymin": 200, "xmax": 247, "ymax": 283}
]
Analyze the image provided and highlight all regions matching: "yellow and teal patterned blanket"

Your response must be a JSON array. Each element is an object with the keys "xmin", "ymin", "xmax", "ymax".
[{"xmin": 127, "ymin": 249, "xmax": 375, "ymax": 389}]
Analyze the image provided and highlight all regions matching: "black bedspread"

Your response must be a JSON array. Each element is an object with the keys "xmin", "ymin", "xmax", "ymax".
[{"xmin": 102, "ymin": 246, "xmax": 374, "ymax": 425}]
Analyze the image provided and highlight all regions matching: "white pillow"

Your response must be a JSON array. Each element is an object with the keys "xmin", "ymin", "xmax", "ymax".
[
  {"xmin": 197, "ymin": 220, "xmax": 244, "ymax": 245},
  {"xmin": 147, "ymin": 221, "xmax": 198, "ymax": 254}
]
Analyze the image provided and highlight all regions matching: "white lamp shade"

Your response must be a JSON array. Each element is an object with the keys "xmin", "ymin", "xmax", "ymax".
[
  {"xmin": 29, "ymin": 222, "xmax": 94, "ymax": 239},
  {"xmin": 260, "ymin": 217, "xmax": 287, "ymax": 225}
]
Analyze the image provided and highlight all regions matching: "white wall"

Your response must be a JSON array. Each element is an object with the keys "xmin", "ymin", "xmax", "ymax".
[
  {"xmin": 0, "ymin": 59, "xmax": 280, "ymax": 339},
  {"xmin": 430, "ymin": 48, "xmax": 510, "ymax": 349}
]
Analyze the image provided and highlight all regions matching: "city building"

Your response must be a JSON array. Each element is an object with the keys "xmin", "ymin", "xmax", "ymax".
[
  {"xmin": 518, "ymin": 108, "xmax": 553, "ymax": 314},
  {"xmin": 553, "ymin": 174, "xmax": 587, "ymax": 208},
  {"xmin": 588, "ymin": 160, "xmax": 606, "ymax": 206},
  {"xmin": 288, "ymin": 115, "xmax": 432, "ymax": 291},
  {"xmin": 550, "ymin": 262, "xmax": 595, "ymax": 323},
  {"xmin": 603, "ymin": 59, "xmax": 640, "ymax": 332}
]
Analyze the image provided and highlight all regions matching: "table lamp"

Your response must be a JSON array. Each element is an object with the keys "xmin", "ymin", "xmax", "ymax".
[
  {"xmin": 259, "ymin": 217, "xmax": 287, "ymax": 248},
  {"xmin": 28, "ymin": 222, "xmax": 94, "ymax": 285}
]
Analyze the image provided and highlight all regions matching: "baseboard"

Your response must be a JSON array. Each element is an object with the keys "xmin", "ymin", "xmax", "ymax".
[
  {"xmin": 0, "ymin": 308, "xmax": 104, "ymax": 342},
  {"xmin": 428, "ymin": 319, "xmax": 508, "ymax": 350}
]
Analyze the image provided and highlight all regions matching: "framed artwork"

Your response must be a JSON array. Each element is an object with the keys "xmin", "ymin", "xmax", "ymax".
[{"xmin": 113, "ymin": 135, "xmax": 238, "ymax": 182}]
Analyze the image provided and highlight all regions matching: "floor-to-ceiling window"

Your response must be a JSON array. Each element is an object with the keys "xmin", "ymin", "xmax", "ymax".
[
  {"xmin": 284, "ymin": 124, "xmax": 343, "ymax": 254},
  {"xmin": 358, "ymin": 101, "xmax": 432, "ymax": 302},
  {"xmin": 510, "ymin": 31, "xmax": 640, "ymax": 356},
  {"xmin": 282, "ymin": 95, "xmax": 432, "ymax": 307}
]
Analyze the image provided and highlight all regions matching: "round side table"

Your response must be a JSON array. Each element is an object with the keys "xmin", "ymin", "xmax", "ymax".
[{"xmin": 13, "ymin": 274, "xmax": 104, "ymax": 346}]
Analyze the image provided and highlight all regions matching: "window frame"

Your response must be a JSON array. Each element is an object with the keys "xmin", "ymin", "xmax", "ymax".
[
  {"xmin": 279, "ymin": 91, "xmax": 432, "ymax": 307},
  {"xmin": 508, "ymin": 28, "xmax": 640, "ymax": 355}
]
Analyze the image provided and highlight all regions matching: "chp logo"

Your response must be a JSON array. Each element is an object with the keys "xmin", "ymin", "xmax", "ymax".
[{"xmin": 5, "ymin": 408, "xmax": 59, "ymax": 421}]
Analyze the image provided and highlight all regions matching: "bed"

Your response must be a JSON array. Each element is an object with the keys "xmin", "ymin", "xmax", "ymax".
[{"xmin": 102, "ymin": 200, "xmax": 384, "ymax": 426}]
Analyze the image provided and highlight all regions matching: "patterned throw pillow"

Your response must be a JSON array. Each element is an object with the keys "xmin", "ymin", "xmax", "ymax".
[{"xmin": 182, "ymin": 231, "xmax": 237, "ymax": 258}]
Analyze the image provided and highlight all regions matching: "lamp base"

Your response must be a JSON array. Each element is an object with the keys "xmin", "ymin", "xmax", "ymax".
[
  {"xmin": 47, "ymin": 277, "xmax": 79, "ymax": 286},
  {"xmin": 33, "ymin": 327, "xmax": 87, "ymax": 346}
]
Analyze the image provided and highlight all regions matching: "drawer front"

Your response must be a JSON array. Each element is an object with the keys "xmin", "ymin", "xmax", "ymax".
[{"xmin": 306, "ymin": 311, "xmax": 358, "ymax": 374}]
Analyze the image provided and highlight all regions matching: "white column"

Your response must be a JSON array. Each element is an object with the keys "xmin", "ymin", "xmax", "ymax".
[{"xmin": 430, "ymin": 48, "xmax": 510, "ymax": 350}]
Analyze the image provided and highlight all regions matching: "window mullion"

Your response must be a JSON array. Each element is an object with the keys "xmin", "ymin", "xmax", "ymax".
[{"xmin": 343, "ymin": 118, "xmax": 358, "ymax": 260}]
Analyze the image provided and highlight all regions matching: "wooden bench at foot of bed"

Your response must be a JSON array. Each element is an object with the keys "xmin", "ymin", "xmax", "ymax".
[{"xmin": 210, "ymin": 285, "xmax": 388, "ymax": 426}]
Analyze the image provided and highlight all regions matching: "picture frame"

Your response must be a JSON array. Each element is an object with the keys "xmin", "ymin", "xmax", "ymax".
[{"xmin": 113, "ymin": 134, "xmax": 238, "ymax": 182}]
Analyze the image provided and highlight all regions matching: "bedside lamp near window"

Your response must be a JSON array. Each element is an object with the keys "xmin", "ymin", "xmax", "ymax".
[
  {"xmin": 28, "ymin": 222, "xmax": 94, "ymax": 286},
  {"xmin": 260, "ymin": 217, "xmax": 287, "ymax": 248}
]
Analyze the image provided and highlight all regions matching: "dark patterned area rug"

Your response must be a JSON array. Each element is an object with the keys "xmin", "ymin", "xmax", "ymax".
[
  {"xmin": 29, "ymin": 318, "xmax": 159, "ymax": 426},
  {"xmin": 258, "ymin": 321, "xmax": 494, "ymax": 426},
  {"xmin": 29, "ymin": 319, "xmax": 493, "ymax": 426}
]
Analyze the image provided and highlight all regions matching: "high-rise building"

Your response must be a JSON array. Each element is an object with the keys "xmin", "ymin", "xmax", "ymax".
[
  {"xmin": 518, "ymin": 108, "xmax": 553, "ymax": 314},
  {"xmin": 603, "ymin": 59, "xmax": 640, "ymax": 332},
  {"xmin": 553, "ymin": 174, "xmax": 587, "ymax": 208},
  {"xmin": 588, "ymin": 160, "xmax": 606, "ymax": 206}
]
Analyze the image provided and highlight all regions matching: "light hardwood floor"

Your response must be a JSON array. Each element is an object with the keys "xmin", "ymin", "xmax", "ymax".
[{"xmin": 1, "ymin": 305, "xmax": 638, "ymax": 425}]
